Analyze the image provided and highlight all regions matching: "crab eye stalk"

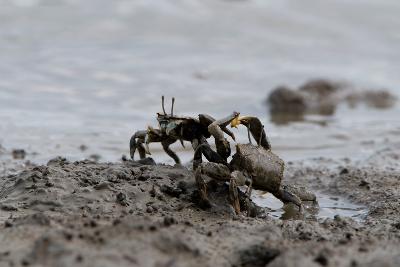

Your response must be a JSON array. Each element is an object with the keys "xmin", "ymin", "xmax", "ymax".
[
  {"xmin": 161, "ymin": 96, "xmax": 167, "ymax": 115},
  {"xmin": 171, "ymin": 97, "xmax": 175, "ymax": 116}
]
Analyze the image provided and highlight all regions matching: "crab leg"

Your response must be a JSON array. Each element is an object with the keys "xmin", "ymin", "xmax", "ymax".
[
  {"xmin": 161, "ymin": 138, "xmax": 180, "ymax": 165},
  {"xmin": 229, "ymin": 178, "xmax": 240, "ymax": 214},
  {"xmin": 208, "ymin": 112, "xmax": 239, "ymax": 139},
  {"xmin": 195, "ymin": 162, "xmax": 252, "ymax": 214},
  {"xmin": 130, "ymin": 130, "xmax": 147, "ymax": 159},
  {"xmin": 273, "ymin": 186, "xmax": 304, "ymax": 212},
  {"xmin": 283, "ymin": 185, "xmax": 317, "ymax": 202},
  {"xmin": 194, "ymin": 162, "xmax": 231, "ymax": 208},
  {"xmin": 146, "ymin": 127, "xmax": 181, "ymax": 164},
  {"xmin": 192, "ymin": 137, "xmax": 226, "ymax": 170},
  {"xmin": 130, "ymin": 127, "xmax": 181, "ymax": 164},
  {"xmin": 229, "ymin": 170, "xmax": 250, "ymax": 214},
  {"xmin": 207, "ymin": 112, "xmax": 239, "ymax": 160},
  {"xmin": 198, "ymin": 113, "xmax": 236, "ymax": 141},
  {"xmin": 194, "ymin": 167, "xmax": 210, "ymax": 208},
  {"xmin": 247, "ymin": 126, "xmax": 253, "ymax": 144}
]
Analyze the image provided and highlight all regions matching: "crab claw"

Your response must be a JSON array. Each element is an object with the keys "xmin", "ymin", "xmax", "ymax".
[
  {"xmin": 144, "ymin": 136, "xmax": 152, "ymax": 155},
  {"xmin": 229, "ymin": 179, "xmax": 241, "ymax": 214},
  {"xmin": 233, "ymin": 116, "xmax": 271, "ymax": 150},
  {"xmin": 199, "ymin": 113, "xmax": 236, "ymax": 141},
  {"xmin": 144, "ymin": 127, "xmax": 153, "ymax": 155},
  {"xmin": 224, "ymin": 128, "xmax": 236, "ymax": 141},
  {"xmin": 130, "ymin": 130, "xmax": 147, "ymax": 160},
  {"xmin": 144, "ymin": 144, "xmax": 151, "ymax": 155}
]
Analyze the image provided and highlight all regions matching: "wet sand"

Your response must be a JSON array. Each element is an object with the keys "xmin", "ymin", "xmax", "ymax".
[{"xmin": 0, "ymin": 140, "xmax": 399, "ymax": 267}]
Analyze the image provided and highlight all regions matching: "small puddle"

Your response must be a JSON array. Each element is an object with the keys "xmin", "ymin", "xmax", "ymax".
[{"xmin": 253, "ymin": 191, "xmax": 368, "ymax": 221}]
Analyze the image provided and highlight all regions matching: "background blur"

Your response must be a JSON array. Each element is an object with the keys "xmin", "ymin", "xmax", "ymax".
[{"xmin": 0, "ymin": 0, "xmax": 399, "ymax": 164}]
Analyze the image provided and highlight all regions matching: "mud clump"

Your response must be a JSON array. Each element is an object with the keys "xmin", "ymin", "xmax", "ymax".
[
  {"xmin": 299, "ymin": 79, "xmax": 341, "ymax": 97},
  {"xmin": 237, "ymin": 244, "xmax": 281, "ymax": 267},
  {"xmin": 12, "ymin": 149, "xmax": 26, "ymax": 160},
  {"xmin": 268, "ymin": 86, "xmax": 307, "ymax": 114},
  {"xmin": 346, "ymin": 89, "xmax": 397, "ymax": 109},
  {"xmin": 266, "ymin": 79, "xmax": 397, "ymax": 124},
  {"xmin": 0, "ymin": 147, "xmax": 399, "ymax": 266}
]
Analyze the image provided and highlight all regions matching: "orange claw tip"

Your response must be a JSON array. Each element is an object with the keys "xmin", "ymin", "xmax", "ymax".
[{"xmin": 230, "ymin": 116, "xmax": 241, "ymax": 128}]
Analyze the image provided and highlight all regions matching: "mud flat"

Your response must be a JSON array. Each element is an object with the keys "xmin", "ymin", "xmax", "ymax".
[{"xmin": 0, "ymin": 144, "xmax": 399, "ymax": 267}]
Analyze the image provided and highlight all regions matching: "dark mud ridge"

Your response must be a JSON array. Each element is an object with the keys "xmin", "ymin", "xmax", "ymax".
[{"xmin": 0, "ymin": 146, "xmax": 400, "ymax": 267}]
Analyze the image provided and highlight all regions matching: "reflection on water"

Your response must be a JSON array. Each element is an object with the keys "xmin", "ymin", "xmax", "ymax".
[{"xmin": 253, "ymin": 191, "xmax": 368, "ymax": 221}]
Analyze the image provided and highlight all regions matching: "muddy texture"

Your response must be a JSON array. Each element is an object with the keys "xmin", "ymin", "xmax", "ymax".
[
  {"xmin": 266, "ymin": 79, "xmax": 397, "ymax": 125},
  {"xmin": 11, "ymin": 150, "xmax": 26, "ymax": 160},
  {"xmin": 0, "ymin": 145, "xmax": 399, "ymax": 267}
]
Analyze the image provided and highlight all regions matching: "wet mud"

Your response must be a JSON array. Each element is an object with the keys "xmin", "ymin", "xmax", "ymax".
[{"xmin": 0, "ymin": 143, "xmax": 399, "ymax": 267}]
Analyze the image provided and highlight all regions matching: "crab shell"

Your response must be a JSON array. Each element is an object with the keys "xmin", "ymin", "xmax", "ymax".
[{"xmin": 230, "ymin": 143, "xmax": 284, "ymax": 193}]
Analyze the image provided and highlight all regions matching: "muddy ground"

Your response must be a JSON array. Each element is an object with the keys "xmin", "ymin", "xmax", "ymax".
[{"xmin": 0, "ymin": 144, "xmax": 399, "ymax": 267}]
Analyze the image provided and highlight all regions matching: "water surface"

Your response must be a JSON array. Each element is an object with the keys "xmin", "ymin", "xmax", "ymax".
[
  {"xmin": 253, "ymin": 191, "xmax": 368, "ymax": 221},
  {"xmin": 0, "ymin": 0, "xmax": 399, "ymax": 165}
]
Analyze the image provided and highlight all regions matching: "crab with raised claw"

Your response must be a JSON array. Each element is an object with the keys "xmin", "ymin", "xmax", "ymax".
[
  {"xmin": 194, "ymin": 112, "xmax": 317, "ymax": 214},
  {"xmin": 130, "ymin": 96, "xmax": 236, "ymax": 166}
]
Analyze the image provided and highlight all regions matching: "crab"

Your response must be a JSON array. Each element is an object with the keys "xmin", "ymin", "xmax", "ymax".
[
  {"xmin": 195, "ymin": 113, "xmax": 316, "ymax": 214},
  {"xmin": 130, "ymin": 96, "xmax": 236, "ymax": 166}
]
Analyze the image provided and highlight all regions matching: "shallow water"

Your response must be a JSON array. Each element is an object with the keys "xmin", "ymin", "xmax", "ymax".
[
  {"xmin": 0, "ymin": 0, "xmax": 400, "ymax": 166},
  {"xmin": 253, "ymin": 191, "xmax": 368, "ymax": 221}
]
